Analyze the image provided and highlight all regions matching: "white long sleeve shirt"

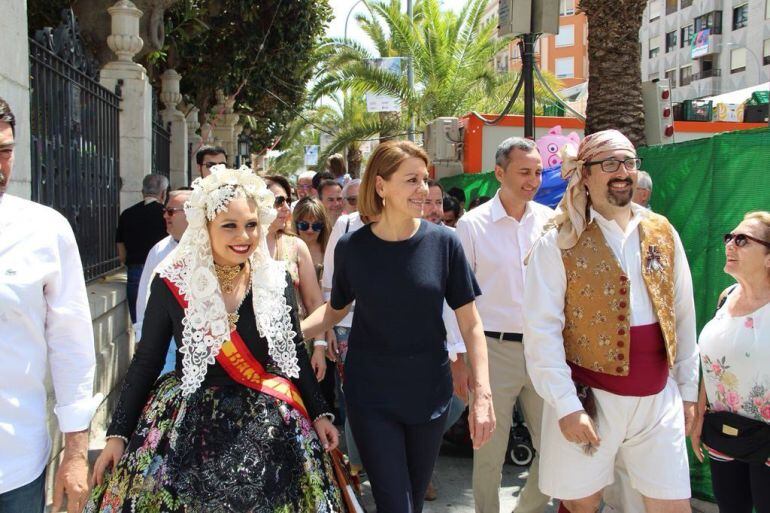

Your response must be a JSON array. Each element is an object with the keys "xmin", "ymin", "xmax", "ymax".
[
  {"xmin": 455, "ymin": 192, "xmax": 554, "ymax": 333},
  {"xmin": 322, "ymin": 212, "xmax": 365, "ymax": 328},
  {"xmin": 523, "ymin": 204, "xmax": 699, "ymax": 419},
  {"xmin": 0, "ymin": 194, "xmax": 100, "ymax": 493},
  {"xmin": 134, "ymin": 235, "xmax": 178, "ymax": 339}
]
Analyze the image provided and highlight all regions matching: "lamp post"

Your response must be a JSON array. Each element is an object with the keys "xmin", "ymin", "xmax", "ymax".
[{"xmin": 344, "ymin": 0, "xmax": 372, "ymax": 40}]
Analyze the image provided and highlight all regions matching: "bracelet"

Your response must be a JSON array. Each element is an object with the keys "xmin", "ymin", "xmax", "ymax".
[
  {"xmin": 313, "ymin": 412, "xmax": 335, "ymax": 423},
  {"xmin": 105, "ymin": 434, "xmax": 129, "ymax": 445},
  {"xmin": 313, "ymin": 340, "xmax": 328, "ymax": 348}
]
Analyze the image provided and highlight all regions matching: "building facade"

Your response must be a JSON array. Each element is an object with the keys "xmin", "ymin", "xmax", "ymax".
[{"xmin": 639, "ymin": 0, "xmax": 770, "ymax": 103}]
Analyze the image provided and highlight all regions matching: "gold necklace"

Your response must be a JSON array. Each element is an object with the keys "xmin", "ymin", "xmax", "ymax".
[
  {"xmin": 226, "ymin": 265, "xmax": 252, "ymax": 331},
  {"xmin": 214, "ymin": 262, "xmax": 244, "ymax": 294}
]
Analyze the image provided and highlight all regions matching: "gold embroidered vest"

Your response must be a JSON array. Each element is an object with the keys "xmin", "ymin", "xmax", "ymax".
[{"xmin": 561, "ymin": 213, "xmax": 677, "ymax": 376}]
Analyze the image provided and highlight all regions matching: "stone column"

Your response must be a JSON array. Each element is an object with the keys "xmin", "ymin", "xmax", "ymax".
[
  {"xmin": 186, "ymin": 106, "xmax": 201, "ymax": 180},
  {"xmin": 160, "ymin": 69, "xmax": 188, "ymax": 188},
  {"xmin": 0, "ymin": 0, "xmax": 31, "ymax": 198},
  {"xmin": 210, "ymin": 90, "xmax": 240, "ymax": 165},
  {"xmin": 99, "ymin": 0, "xmax": 151, "ymax": 211}
]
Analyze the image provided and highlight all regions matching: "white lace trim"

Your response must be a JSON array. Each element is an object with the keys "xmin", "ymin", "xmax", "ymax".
[{"xmin": 156, "ymin": 165, "xmax": 297, "ymax": 395}]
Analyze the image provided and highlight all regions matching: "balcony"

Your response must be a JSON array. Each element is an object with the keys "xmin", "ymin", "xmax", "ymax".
[
  {"xmin": 692, "ymin": 68, "xmax": 721, "ymax": 80},
  {"xmin": 690, "ymin": 68, "xmax": 721, "ymax": 97}
]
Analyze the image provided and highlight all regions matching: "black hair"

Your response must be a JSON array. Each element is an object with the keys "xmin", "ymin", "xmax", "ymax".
[
  {"xmin": 468, "ymin": 195, "xmax": 492, "ymax": 209},
  {"xmin": 195, "ymin": 145, "xmax": 227, "ymax": 165},
  {"xmin": 0, "ymin": 97, "xmax": 16, "ymax": 135},
  {"xmin": 447, "ymin": 186, "xmax": 466, "ymax": 206},
  {"xmin": 318, "ymin": 179, "xmax": 342, "ymax": 199},
  {"xmin": 264, "ymin": 175, "xmax": 293, "ymax": 203},
  {"xmin": 443, "ymin": 196, "xmax": 461, "ymax": 217},
  {"xmin": 427, "ymin": 179, "xmax": 444, "ymax": 195},
  {"xmin": 312, "ymin": 171, "xmax": 334, "ymax": 192}
]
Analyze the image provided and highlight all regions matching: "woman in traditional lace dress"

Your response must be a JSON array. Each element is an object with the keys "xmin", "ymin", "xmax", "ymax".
[{"xmin": 85, "ymin": 166, "xmax": 342, "ymax": 513}]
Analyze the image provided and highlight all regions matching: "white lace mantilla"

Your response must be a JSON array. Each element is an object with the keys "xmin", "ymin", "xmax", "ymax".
[{"xmin": 157, "ymin": 165, "xmax": 299, "ymax": 395}]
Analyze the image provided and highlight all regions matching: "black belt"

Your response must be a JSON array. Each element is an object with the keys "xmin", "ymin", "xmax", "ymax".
[{"xmin": 484, "ymin": 331, "xmax": 523, "ymax": 342}]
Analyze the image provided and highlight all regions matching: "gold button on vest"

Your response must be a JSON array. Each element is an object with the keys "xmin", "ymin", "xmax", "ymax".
[{"xmin": 560, "ymin": 213, "xmax": 678, "ymax": 376}]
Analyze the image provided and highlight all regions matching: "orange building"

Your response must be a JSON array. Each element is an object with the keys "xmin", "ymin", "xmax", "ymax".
[{"xmin": 484, "ymin": 0, "xmax": 589, "ymax": 90}]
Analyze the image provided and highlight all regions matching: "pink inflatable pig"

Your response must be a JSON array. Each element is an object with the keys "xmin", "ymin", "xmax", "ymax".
[{"xmin": 536, "ymin": 125, "xmax": 581, "ymax": 169}]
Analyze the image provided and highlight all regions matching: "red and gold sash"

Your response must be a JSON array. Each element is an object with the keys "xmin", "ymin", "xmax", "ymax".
[{"xmin": 163, "ymin": 277, "xmax": 309, "ymax": 420}]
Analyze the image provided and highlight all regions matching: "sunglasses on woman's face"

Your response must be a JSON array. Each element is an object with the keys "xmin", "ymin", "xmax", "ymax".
[
  {"xmin": 296, "ymin": 221, "xmax": 324, "ymax": 232},
  {"xmin": 723, "ymin": 232, "xmax": 770, "ymax": 248},
  {"xmin": 274, "ymin": 196, "xmax": 291, "ymax": 208}
]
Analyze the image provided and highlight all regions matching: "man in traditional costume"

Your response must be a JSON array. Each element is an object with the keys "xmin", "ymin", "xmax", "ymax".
[{"xmin": 523, "ymin": 129, "xmax": 699, "ymax": 513}]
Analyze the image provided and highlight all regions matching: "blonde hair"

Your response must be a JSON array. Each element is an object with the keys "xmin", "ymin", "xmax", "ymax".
[
  {"xmin": 744, "ymin": 211, "xmax": 770, "ymax": 250},
  {"xmin": 358, "ymin": 140, "xmax": 430, "ymax": 218},
  {"xmin": 292, "ymin": 197, "xmax": 331, "ymax": 252}
]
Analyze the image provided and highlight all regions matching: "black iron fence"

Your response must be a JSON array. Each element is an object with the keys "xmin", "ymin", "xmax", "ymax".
[
  {"xmin": 152, "ymin": 92, "xmax": 171, "ymax": 178},
  {"xmin": 28, "ymin": 10, "xmax": 121, "ymax": 281}
]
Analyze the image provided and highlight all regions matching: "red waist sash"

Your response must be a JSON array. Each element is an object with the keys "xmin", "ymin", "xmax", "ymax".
[
  {"xmin": 569, "ymin": 322, "xmax": 669, "ymax": 397},
  {"xmin": 163, "ymin": 277, "xmax": 309, "ymax": 420}
]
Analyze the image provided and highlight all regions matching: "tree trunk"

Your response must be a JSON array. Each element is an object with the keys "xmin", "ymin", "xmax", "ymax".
[
  {"xmin": 581, "ymin": 0, "xmax": 647, "ymax": 147},
  {"xmin": 346, "ymin": 145, "xmax": 363, "ymax": 178}
]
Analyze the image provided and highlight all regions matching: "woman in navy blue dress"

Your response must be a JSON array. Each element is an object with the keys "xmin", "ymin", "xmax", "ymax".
[{"xmin": 302, "ymin": 140, "xmax": 495, "ymax": 512}]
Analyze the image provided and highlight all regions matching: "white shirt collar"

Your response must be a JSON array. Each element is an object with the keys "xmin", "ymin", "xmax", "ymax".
[
  {"xmin": 589, "ymin": 203, "xmax": 647, "ymax": 238},
  {"xmin": 490, "ymin": 190, "xmax": 533, "ymax": 224},
  {"xmin": 144, "ymin": 197, "xmax": 159, "ymax": 205}
]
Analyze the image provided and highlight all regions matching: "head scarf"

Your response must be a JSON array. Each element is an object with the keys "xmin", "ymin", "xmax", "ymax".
[
  {"xmin": 157, "ymin": 165, "xmax": 300, "ymax": 395},
  {"xmin": 551, "ymin": 129, "xmax": 636, "ymax": 249}
]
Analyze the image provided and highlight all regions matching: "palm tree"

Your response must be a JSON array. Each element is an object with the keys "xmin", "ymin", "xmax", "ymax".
[
  {"xmin": 580, "ymin": 0, "xmax": 648, "ymax": 146},
  {"xmin": 309, "ymin": 0, "xmax": 513, "ymax": 153}
]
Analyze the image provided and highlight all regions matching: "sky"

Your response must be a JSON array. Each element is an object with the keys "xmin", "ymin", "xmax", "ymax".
[{"xmin": 326, "ymin": 0, "xmax": 465, "ymax": 52}]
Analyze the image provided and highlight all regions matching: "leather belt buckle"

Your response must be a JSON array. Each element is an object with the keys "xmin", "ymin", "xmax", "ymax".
[{"xmin": 484, "ymin": 331, "xmax": 523, "ymax": 343}]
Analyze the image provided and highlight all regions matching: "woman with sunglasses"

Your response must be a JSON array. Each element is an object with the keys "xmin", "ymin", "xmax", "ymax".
[
  {"xmin": 265, "ymin": 176, "xmax": 335, "ymax": 382},
  {"xmin": 293, "ymin": 197, "xmax": 331, "ymax": 280},
  {"xmin": 690, "ymin": 211, "xmax": 770, "ymax": 513}
]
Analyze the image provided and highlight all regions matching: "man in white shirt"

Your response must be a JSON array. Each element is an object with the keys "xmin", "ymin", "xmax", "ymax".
[
  {"xmin": 134, "ymin": 189, "xmax": 191, "ymax": 373},
  {"xmin": 523, "ymin": 129, "xmax": 698, "ymax": 513},
  {"xmin": 455, "ymin": 137, "xmax": 553, "ymax": 513},
  {"xmin": 0, "ymin": 97, "xmax": 99, "ymax": 513}
]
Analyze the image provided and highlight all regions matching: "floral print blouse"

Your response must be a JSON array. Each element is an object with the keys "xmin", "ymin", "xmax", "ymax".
[{"xmin": 699, "ymin": 286, "xmax": 770, "ymax": 425}]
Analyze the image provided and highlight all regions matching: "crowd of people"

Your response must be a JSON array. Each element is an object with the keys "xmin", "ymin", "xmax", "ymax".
[{"xmin": 1, "ymin": 93, "xmax": 769, "ymax": 513}]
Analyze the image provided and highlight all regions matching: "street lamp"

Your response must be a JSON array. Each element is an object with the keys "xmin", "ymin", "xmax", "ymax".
[
  {"xmin": 237, "ymin": 133, "xmax": 251, "ymax": 168},
  {"xmin": 344, "ymin": 0, "xmax": 373, "ymax": 41}
]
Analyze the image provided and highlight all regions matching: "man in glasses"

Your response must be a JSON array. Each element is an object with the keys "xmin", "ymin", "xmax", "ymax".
[
  {"xmin": 115, "ymin": 174, "xmax": 169, "ymax": 322},
  {"xmin": 296, "ymin": 171, "xmax": 318, "ymax": 200},
  {"xmin": 134, "ymin": 189, "xmax": 192, "ymax": 373},
  {"xmin": 195, "ymin": 145, "xmax": 227, "ymax": 178},
  {"xmin": 342, "ymin": 178, "xmax": 360, "ymax": 214},
  {"xmin": 524, "ymin": 129, "xmax": 698, "ymax": 513},
  {"xmin": 318, "ymin": 179, "xmax": 344, "ymax": 224},
  {"xmin": 633, "ymin": 170, "xmax": 653, "ymax": 209}
]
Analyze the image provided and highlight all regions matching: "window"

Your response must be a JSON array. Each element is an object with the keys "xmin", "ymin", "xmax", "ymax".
[
  {"xmin": 649, "ymin": 0, "xmax": 662, "ymax": 20},
  {"xmin": 649, "ymin": 36, "xmax": 661, "ymax": 59},
  {"xmin": 731, "ymin": 47, "xmax": 747, "ymax": 73},
  {"xmin": 681, "ymin": 0, "xmax": 693, "ymax": 7},
  {"xmin": 680, "ymin": 65, "xmax": 693, "ymax": 86},
  {"xmin": 665, "ymin": 31, "xmax": 678, "ymax": 52},
  {"xmin": 665, "ymin": 68, "xmax": 677, "ymax": 88},
  {"xmin": 560, "ymin": 0, "xmax": 575, "ymax": 16},
  {"xmin": 694, "ymin": 11, "xmax": 722, "ymax": 35},
  {"xmin": 666, "ymin": 0, "xmax": 678, "ymax": 15},
  {"xmin": 733, "ymin": 4, "xmax": 748, "ymax": 30},
  {"xmin": 555, "ymin": 25, "xmax": 575, "ymax": 47},
  {"xmin": 767, "ymin": 0, "xmax": 770, "ymax": 19},
  {"xmin": 765, "ymin": 39, "xmax": 770, "ymax": 65},
  {"xmin": 555, "ymin": 57, "xmax": 574, "ymax": 78},
  {"xmin": 681, "ymin": 25, "xmax": 694, "ymax": 48}
]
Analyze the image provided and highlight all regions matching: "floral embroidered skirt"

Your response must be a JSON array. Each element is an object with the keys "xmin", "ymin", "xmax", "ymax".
[{"xmin": 84, "ymin": 373, "xmax": 342, "ymax": 513}]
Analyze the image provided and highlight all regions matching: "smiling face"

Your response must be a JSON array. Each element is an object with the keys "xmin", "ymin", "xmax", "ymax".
[
  {"xmin": 207, "ymin": 196, "xmax": 260, "ymax": 266},
  {"xmin": 297, "ymin": 177, "xmax": 316, "ymax": 199},
  {"xmin": 724, "ymin": 219, "xmax": 770, "ymax": 280},
  {"xmin": 268, "ymin": 182, "xmax": 291, "ymax": 231},
  {"xmin": 296, "ymin": 215, "xmax": 321, "ymax": 245},
  {"xmin": 495, "ymin": 147, "xmax": 543, "ymax": 204},
  {"xmin": 583, "ymin": 148, "xmax": 638, "ymax": 212},
  {"xmin": 376, "ymin": 157, "xmax": 429, "ymax": 220},
  {"xmin": 164, "ymin": 193, "xmax": 190, "ymax": 241},
  {"xmin": 0, "ymin": 121, "xmax": 14, "ymax": 193},
  {"xmin": 320, "ymin": 183, "xmax": 344, "ymax": 222}
]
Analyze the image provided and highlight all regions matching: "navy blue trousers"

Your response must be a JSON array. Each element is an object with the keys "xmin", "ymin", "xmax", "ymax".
[{"xmin": 347, "ymin": 404, "xmax": 448, "ymax": 513}]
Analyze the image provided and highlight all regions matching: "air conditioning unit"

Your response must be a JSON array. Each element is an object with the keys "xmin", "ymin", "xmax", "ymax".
[{"xmin": 424, "ymin": 117, "xmax": 462, "ymax": 162}]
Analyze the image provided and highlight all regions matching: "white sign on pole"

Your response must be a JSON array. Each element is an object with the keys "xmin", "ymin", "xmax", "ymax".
[
  {"xmin": 304, "ymin": 145, "xmax": 319, "ymax": 166},
  {"xmin": 365, "ymin": 57, "xmax": 404, "ymax": 113}
]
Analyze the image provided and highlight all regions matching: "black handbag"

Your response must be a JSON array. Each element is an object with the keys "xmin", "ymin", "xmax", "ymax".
[{"xmin": 701, "ymin": 410, "xmax": 770, "ymax": 464}]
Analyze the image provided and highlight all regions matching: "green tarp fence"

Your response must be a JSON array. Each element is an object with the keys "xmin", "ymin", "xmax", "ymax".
[{"xmin": 441, "ymin": 127, "xmax": 770, "ymax": 502}]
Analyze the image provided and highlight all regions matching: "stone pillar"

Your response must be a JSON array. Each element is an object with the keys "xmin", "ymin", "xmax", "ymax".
[
  {"xmin": 186, "ymin": 106, "xmax": 201, "ymax": 180},
  {"xmin": 210, "ymin": 90, "xmax": 240, "ymax": 165},
  {"xmin": 99, "ymin": 0, "xmax": 152, "ymax": 212},
  {"xmin": 0, "ymin": 0, "xmax": 31, "ymax": 199},
  {"xmin": 160, "ymin": 69, "xmax": 188, "ymax": 188}
]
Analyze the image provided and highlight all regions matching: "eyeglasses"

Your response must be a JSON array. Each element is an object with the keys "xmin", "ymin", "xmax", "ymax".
[
  {"xmin": 345, "ymin": 196, "xmax": 358, "ymax": 206},
  {"xmin": 723, "ymin": 232, "xmax": 770, "ymax": 248},
  {"xmin": 296, "ymin": 220, "xmax": 324, "ymax": 232},
  {"xmin": 274, "ymin": 196, "xmax": 291, "ymax": 208},
  {"xmin": 583, "ymin": 157, "xmax": 642, "ymax": 173},
  {"xmin": 163, "ymin": 207, "xmax": 184, "ymax": 216},
  {"xmin": 297, "ymin": 184, "xmax": 313, "ymax": 190},
  {"xmin": 202, "ymin": 161, "xmax": 225, "ymax": 169}
]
